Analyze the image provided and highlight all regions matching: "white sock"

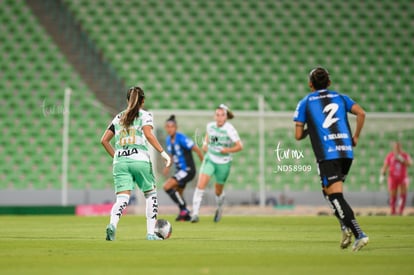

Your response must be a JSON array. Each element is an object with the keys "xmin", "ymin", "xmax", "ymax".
[
  {"xmin": 175, "ymin": 191, "xmax": 186, "ymax": 209},
  {"xmin": 215, "ymin": 192, "xmax": 225, "ymax": 207},
  {"xmin": 145, "ymin": 190, "xmax": 158, "ymax": 235},
  {"xmin": 192, "ymin": 188, "xmax": 205, "ymax": 216},
  {"xmin": 109, "ymin": 194, "xmax": 130, "ymax": 228}
]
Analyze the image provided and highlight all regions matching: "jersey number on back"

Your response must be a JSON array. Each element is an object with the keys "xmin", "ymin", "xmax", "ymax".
[
  {"xmin": 322, "ymin": 103, "xmax": 339, "ymax": 128},
  {"xmin": 119, "ymin": 127, "xmax": 136, "ymax": 146}
]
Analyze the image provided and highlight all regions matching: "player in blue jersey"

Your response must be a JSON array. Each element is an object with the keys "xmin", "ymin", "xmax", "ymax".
[
  {"xmin": 293, "ymin": 67, "xmax": 369, "ymax": 251},
  {"xmin": 163, "ymin": 115, "xmax": 204, "ymax": 221}
]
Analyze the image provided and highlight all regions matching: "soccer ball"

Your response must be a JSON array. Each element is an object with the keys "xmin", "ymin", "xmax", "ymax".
[{"xmin": 154, "ymin": 219, "xmax": 172, "ymax": 239}]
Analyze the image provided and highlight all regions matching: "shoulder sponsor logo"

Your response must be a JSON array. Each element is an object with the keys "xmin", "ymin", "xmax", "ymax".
[{"xmin": 309, "ymin": 93, "xmax": 339, "ymax": 101}]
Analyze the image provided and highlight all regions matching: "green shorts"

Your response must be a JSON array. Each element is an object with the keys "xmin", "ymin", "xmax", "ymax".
[
  {"xmin": 113, "ymin": 160, "xmax": 156, "ymax": 193},
  {"xmin": 200, "ymin": 156, "xmax": 232, "ymax": 184}
]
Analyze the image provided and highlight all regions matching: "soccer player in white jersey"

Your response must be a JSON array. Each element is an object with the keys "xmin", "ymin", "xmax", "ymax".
[
  {"xmin": 101, "ymin": 86, "xmax": 171, "ymax": 241},
  {"xmin": 191, "ymin": 104, "xmax": 243, "ymax": 223}
]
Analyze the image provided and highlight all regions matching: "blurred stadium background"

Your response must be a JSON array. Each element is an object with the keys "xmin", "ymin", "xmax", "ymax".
[{"xmin": 0, "ymin": 0, "xmax": 413, "ymax": 212}]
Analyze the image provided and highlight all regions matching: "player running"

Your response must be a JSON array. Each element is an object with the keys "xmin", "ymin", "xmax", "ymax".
[
  {"xmin": 101, "ymin": 86, "xmax": 171, "ymax": 241},
  {"xmin": 191, "ymin": 104, "xmax": 243, "ymax": 223},
  {"xmin": 293, "ymin": 67, "xmax": 369, "ymax": 251},
  {"xmin": 380, "ymin": 141, "xmax": 412, "ymax": 215},
  {"xmin": 163, "ymin": 115, "xmax": 204, "ymax": 221}
]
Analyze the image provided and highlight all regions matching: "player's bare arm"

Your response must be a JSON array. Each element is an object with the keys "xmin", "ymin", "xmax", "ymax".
[
  {"xmin": 143, "ymin": 125, "xmax": 172, "ymax": 167},
  {"xmin": 192, "ymin": 144, "xmax": 204, "ymax": 161},
  {"xmin": 143, "ymin": 125, "xmax": 164, "ymax": 153},
  {"xmin": 294, "ymin": 122, "xmax": 308, "ymax": 141},
  {"xmin": 220, "ymin": 140, "xmax": 243, "ymax": 154},
  {"xmin": 379, "ymin": 161, "xmax": 389, "ymax": 183},
  {"xmin": 406, "ymin": 156, "xmax": 412, "ymax": 167},
  {"xmin": 202, "ymin": 134, "xmax": 208, "ymax": 152},
  {"xmin": 101, "ymin": 130, "xmax": 115, "ymax": 158},
  {"xmin": 400, "ymin": 155, "xmax": 412, "ymax": 167},
  {"xmin": 380, "ymin": 162, "xmax": 389, "ymax": 176},
  {"xmin": 350, "ymin": 104, "xmax": 366, "ymax": 146}
]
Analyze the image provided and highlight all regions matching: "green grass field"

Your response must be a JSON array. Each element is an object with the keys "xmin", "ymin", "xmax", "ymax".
[{"xmin": 1, "ymin": 215, "xmax": 414, "ymax": 275}]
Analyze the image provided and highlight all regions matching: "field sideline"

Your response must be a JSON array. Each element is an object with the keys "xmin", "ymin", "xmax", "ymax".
[{"xmin": 1, "ymin": 215, "xmax": 413, "ymax": 275}]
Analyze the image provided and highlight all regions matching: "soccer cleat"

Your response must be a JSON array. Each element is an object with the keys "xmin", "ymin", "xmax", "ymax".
[
  {"xmin": 182, "ymin": 213, "xmax": 192, "ymax": 221},
  {"xmin": 190, "ymin": 215, "xmax": 199, "ymax": 223},
  {"xmin": 106, "ymin": 224, "xmax": 116, "ymax": 241},
  {"xmin": 146, "ymin": 233, "xmax": 163, "ymax": 241},
  {"xmin": 213, "ymin": 206, "xmax": 223, "ymax": 223},
  {"xmin": 352, "ymin": 233, "xmax": 369, "ymax": 251},
  {"xmin": 176, "ymin": 209, "xmax": 191, "ymax": 222},
  {"xmin": 340, "ymin": 227, "xmax": 352, "ymax": 249}
]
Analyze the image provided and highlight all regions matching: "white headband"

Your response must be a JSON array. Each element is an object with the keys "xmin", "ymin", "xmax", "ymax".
[{"xmin": 219, "ymin": 104, "xmax": 229, "ymax": 111}]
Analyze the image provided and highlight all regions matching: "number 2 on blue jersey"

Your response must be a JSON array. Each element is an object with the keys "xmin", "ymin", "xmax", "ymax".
[{"xmin": 322, "ymin": 103, "xmax": 339, "ymax": 128}]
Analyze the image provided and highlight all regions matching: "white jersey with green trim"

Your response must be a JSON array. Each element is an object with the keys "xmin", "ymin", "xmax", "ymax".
[
  {"xmin": 111, "ymin": 109, "xmax": 153, "ymax": 163},
  {"xmin": 206, "ymin": 121, "xmax": 241, "ymax": 164}
]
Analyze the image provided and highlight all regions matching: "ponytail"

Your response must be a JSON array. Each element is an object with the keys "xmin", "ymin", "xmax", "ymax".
[
  {"xmin": 218, "ymin": 104, "xmax": 234, "ymax": 120},
  {"xmin": 166, "ymin": 114, "xmax": 177, "ymax": 124},
  {"xmin": 120, "ymin": 86, "xmax": 145, "ymax": 128}
]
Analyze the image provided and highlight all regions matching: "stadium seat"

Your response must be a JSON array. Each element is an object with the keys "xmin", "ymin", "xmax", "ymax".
[
  {"xmin": 0, "ymin": 0, "xmax": 115, "ymax": 190},
  {"xmin": 1, "ymin": 0, "xmax": 413, "ymax": 193}
]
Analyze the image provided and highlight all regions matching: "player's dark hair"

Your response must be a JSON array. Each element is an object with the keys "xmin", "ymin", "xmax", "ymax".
[
  {"xmin": 309, "ymin": 67, "xmax": 330, "ymax": 90},
  {"xmin": 166, "ymin": 114, "xmax": 177, "ymax": 124},
  {"xmin": 217, "ymin": 104, "xmax": 234, "ymax": 119},
  {"xmin": 120, "ymin": 86, "xmax": 145, "ymax": 128}
]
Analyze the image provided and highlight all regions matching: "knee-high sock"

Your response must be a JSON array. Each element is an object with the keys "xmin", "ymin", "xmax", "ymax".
[
  {"xmin": 390, "ymin": 194, "xmax": 397, "ymax": 215},
  {"xmin": 145, "ymin": 190, "xmax": 158, "ymax": 235},
  {"xmin": 328, "ymin": 193, "xmax": 364, "ymax": 238},
  {"xmin": 166, "ymin": 188, "xmax": 186, "ymax": 211},
  {"xmin": 215, "ymin": 192, "xmax": 225, "ymax": 208},
  {"xmin": 399, "ymin": 193, "xmax": 407, "ymax": 215},
  {"xmin": 323, "ymin": 191, "xmax": 346, "ymax": 230},
  {"xmin": 192, "ymin": 188, "xmax": 205, "ymax": 216},
  {"xmin": 110, "ymin": 194, "xmax": 130, "ymax": 228}
]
